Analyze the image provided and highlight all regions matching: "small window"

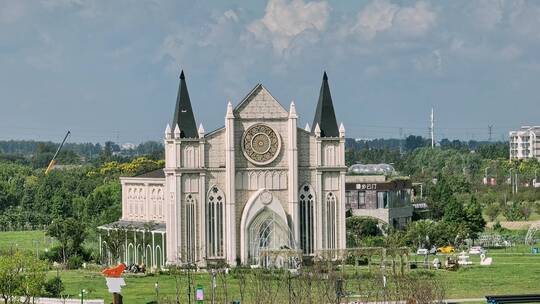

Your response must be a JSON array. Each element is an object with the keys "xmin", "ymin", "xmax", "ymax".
[
  {"xmin": 377, "ymin": 191, "xmax": 388, "ymax": 208},
  {"xmin": 358, "ymin": 191, "xmax": 366, "ymax": 209}
]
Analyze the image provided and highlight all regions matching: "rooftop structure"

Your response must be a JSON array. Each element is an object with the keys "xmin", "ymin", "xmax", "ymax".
[
  {"xmin": 348, "ymin": 163, "xmax": 396, "ymax": 176},
  {"xmin": 509, "ymin": 126, "xmax": 540, "ymax": 161}
]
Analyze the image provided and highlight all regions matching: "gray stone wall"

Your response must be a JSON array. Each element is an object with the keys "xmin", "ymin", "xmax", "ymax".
[{"xmin": 205, "ymin": 129, "xmax": 225, "ymax": 168}]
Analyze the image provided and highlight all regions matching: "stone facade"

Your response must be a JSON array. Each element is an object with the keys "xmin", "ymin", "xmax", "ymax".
[{"xmin": 111, "ymin": 76, "xmax": 346, "ymax": 267}]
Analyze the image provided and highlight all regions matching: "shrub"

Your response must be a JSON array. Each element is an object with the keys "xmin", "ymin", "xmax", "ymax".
[
  {"xmin": 67, "ymin": 255, "xmax": 83, "ymax": 270},
  {"xmin": 44, "ymin": 276, "xmax": 64, "ymax": 297},
  {"xmin": 346, "ymin": 217, "xmax": 382, "ymax": 247},
  {"xmin": 504, "ymin": 202, "xmax": 523, "ymax": 221},
  {"xmin": 42, "ymin": 245, "xmax": 63, "ymax": 263}
]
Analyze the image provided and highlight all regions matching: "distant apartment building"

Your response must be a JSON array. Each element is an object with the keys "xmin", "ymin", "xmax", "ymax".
[
  {"xmin": 509, "ymin": 126, "xmax": 540, "ymax": 161},
  {"xmin": 345, "ymin": 164, "xmax": 413, "ymax": 229}
]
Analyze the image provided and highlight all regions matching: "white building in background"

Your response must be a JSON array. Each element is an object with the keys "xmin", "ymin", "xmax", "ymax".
[
  {"xmin": 509, "ymin": 126, "xmax": 540, "ymax": 161},
  {"xmin": 100, "ymin": 71, "xmax": 347, "ymax": 268}
]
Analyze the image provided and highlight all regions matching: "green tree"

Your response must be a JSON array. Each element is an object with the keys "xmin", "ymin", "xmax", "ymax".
[
  {"xmin": 0, "ymin": 252, "xmax": 22, "ymax": 304},
  {"xmin": 464, "ymin": 196, "xmax": 486, "ymax": 240},
  {"xmin": 20, "ymin": 255, "xmax": 47, "ymax": 302},
  {"xmin": 0, "ymin": 251, "xmax": 47, "ymax": 304},
  {"xmin": 405, "ymin": 219, "xmax": 436, "ymax": 248},
  {"xmin": 405, "ymin": 135, "xmax": 427, "ymax": 152},
  {"xmin": 429, "ymin": 176, "xmax": 456, "ymax": 220},
  {"xmin": 84, "ymin": 181, "xmax": 121, "ymax": 225},
  {"xmin": 101, "ymin": 224, "xmax": 130, "ymax": 264},
  {"xmin": 346, "ymin": 217, "xmax": 382, "ymax": 247},
  {"xmin": 47, "ymin": 218, "xmax": 87, "ymax": 264}
]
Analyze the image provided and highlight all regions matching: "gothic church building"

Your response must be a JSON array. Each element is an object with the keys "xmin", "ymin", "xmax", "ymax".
[{"xmin": 101, "ymin": 71, "xmax": 346, "ymax": 268}]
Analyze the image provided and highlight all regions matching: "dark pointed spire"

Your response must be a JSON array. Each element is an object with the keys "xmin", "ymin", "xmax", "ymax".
[
  {"xmin": 312, "ymin": 71, "xmax": 339, "ymax": 137},
  {"xmin": 172, "ymin": 70, "xmax": 198, "ymax": 138}
]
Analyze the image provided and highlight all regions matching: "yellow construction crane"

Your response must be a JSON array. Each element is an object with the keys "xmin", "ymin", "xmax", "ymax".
[{"xmin": 45, "ymin": 131, "xmax": 71, "ymax": 174}]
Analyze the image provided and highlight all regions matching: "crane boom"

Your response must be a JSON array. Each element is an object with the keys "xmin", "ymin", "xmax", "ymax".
[{"xmin": 45, "ymin": 130, "xmax": 71, "ymax": 174}]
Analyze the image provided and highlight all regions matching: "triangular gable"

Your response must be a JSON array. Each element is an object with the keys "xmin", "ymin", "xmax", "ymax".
[{"xmin": 234, "ymin": 84, "xmax": 289, "ymax": 119}]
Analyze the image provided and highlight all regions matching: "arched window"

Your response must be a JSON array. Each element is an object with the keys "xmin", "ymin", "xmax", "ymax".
[
  {"xmin": 157, "ymin": 189, "xmax": 163, "ymax": 218},
  {"xmin": 325, "ymin": 192, "xmax": 336, "ymax": 249},
  {"xmin": 152, "ymin": 189, "xmax": 157, "ymax": 217},
  {"xmin": 128, "ymin": 189, "xmax": 133, "ymax": 215},
  {"xmin": 139, "ymin": 188, "xmax": 144, "ymax": 216},
  {"xmin": 206, "ymin": 186, "xmax": 224, "ymax": 258},
  {"xmin": 299, "ymin": 184, "xmax": 315, "ymax": 255},
  {"xmin": 324, "ymin": 145, "xmax": 336, "ymax": 166},
  {"xmin": 183, "ymin": 146, "xmax": 195, "ymax": 168},
  {"xmin": 184, "ymin": 194, "xmax": 196, "ymax": 262}
]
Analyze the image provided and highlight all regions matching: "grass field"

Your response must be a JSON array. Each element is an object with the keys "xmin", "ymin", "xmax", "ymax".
[
  {"xmin": 2, "ymin": 231, "xmax": 539, "ymax": 302},
  {"xmin": 0, "ymin": 230, "xmax": 55, "ymax": 253},
  {"xmin": 53, "ymin": 247, "xmax": 540, "ymax": 303}
]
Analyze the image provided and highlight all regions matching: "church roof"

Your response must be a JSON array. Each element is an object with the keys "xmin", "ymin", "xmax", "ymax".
[
  {"xmin": 133, "ymin": 168, "xmax": 165, "ymax": 179},
  {"xmin": 172, "ymin": 70, "xmax": 198, "ymax": 138},
  {"xmin": 312, "ymin": 72, "xmax": 339, "ymax": 137},
  {"xmin": 234, "ymin": 84, "xmax": 288, "ymax": 119}
]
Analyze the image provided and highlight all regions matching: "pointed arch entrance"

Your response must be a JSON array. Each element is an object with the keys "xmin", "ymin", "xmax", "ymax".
[{"xmin": 240, "ymin": 189, "xmax": 295, "ymax": 265}]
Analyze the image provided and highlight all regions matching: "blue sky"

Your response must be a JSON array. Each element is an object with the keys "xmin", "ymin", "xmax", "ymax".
[{"xmin": 1, "ymin": 0, "xmax": 539, "ymax": 143}]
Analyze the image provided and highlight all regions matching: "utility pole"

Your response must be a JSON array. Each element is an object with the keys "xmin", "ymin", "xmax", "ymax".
[
  {"xmin": 488, "ymin": 125, "xmax": 493, "ymax": 142},
  {"xmin": 399, "ymin": 127, "xmax": 404, "ymax": 155},
  {"xmin": 430, "ymin": 107, "xmax": 435, "ymax": 148}
]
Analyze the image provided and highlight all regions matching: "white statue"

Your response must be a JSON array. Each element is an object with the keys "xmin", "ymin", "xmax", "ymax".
[{"xmin": 480, "ymin": 253, "xmax": 492, "ymax": 266}]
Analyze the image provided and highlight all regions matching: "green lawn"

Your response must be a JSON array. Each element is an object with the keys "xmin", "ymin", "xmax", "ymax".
[
  {"xmin": 0, "ymin": 230, "xmax": 55, "ymax": 253},
  {"xmin": 54, "ymin": 248, "xmax": 540, "ymax": 303},
  {"xmin": 2, "ymin": 231, "xmax": 539, "ymax": 302},
  {"xmin": 430, "ymin": 251, "xmax": 540, "ymax": 298}
]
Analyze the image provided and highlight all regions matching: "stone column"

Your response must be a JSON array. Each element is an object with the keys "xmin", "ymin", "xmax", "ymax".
[
  {"xmin": 225, "ymin": 102, "xmax": 237, "ymax": 265},
  {"xmin": 199, "ymin": 173, "xmax": 206, "ymax": 265},
  {"xmin": 152, "ymin": 232, "xmax": 156, "ymax": 268},
  {"xmin": 288, "ymin": 102, "xmax": 299, "ymax": 244},
  {"xmin": 314, "ymin": 125, "xmax": 323, "ymax": 251},
  {"xmin": 164, "ymin": 124, "xmax": 178, "ymax": 265},
  {"xmin": 198, "ymin": 125, "xmax": 207, "ymax": 265},
  {"xmin": 339, "ymin": 123, "xmax": 347, "ymax": 250}
]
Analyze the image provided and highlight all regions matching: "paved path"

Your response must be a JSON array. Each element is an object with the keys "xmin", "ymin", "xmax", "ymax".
[
  {"xmin": 445, "ymin": 298, "xmax": 486, "ymax": 303},
  {"xmin": 347, "ymin": 297, "xmax": 486, "ymax": 303}
]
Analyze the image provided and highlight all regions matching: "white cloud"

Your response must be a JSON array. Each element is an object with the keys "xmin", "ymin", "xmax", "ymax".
[
  {"xmin": 247, "ymin": 0, "xmax": 330, "ymax": 55},
  {"xmin": 158, "ymin": 9, "xmax": 244, "ymax": 70},
  {"xmin": 351, "ymin": 0, "xmax": 397, "ymax": 39},
  {"xmin": 350, "ymin": 0, "xmax": 436, "ymax": 39},
  {"xmin": 159, "ymin": 32, "xmax": 191, "ymax": 69},
  {"xmin": 394, "ymin": 2, "xmax": 436, "ymax": 36}
]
